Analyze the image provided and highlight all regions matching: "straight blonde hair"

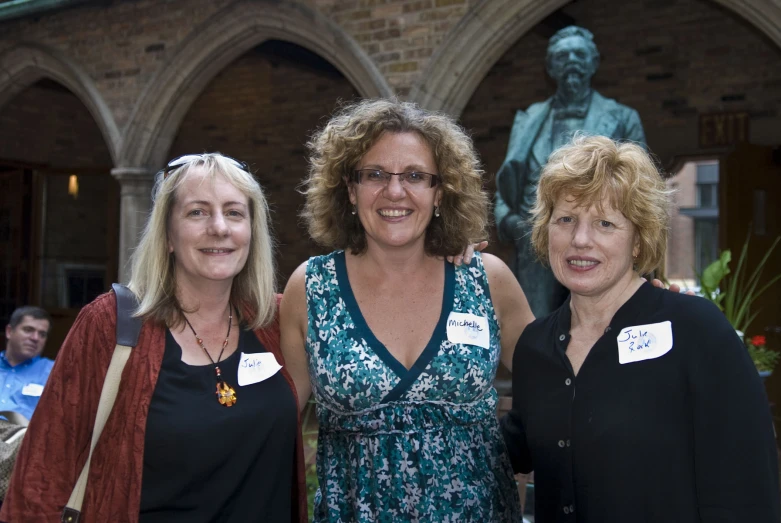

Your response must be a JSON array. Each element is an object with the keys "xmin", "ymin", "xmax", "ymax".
[{"xmin": 128, "ymin": 154, "xmax": 276, "ymax": 329}]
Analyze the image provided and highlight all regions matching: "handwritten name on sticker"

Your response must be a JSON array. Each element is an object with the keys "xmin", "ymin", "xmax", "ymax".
[
  {"xmin": 446, "ymin": 312, "xmax": 490, "ymax": 349},
  {"xmin": 616, "ymin": 321, "xmax": 673, "ymax": 364},
  {"xmin": 237, "ymin": 352, "xmax": 282, "ymax": 386}
]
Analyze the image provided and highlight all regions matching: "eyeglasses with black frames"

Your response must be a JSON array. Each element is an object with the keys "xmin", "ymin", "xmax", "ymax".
[
  {"xmin": 163, "ymin": 154, "xmax": 250, "ymax": 178},
  {"xmin": 352, "ymin": 168, "xmax": 439, "ymax": 189}
]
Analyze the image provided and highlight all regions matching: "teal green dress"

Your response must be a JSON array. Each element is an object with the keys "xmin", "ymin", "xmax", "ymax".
[{"xmin": 305, "ymin": 251, "xmax": 521, "ymax": 522}]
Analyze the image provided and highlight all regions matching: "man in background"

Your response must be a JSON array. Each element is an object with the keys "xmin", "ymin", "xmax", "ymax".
[{"xmin": 0, "ymin": 307, "xmax": 53, "ymax": 421}]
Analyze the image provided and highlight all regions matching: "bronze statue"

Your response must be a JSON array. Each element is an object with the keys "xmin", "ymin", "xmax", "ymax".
[{"xmin": 495, "ymin": 26, "xmax": 646, "ymax": 316}]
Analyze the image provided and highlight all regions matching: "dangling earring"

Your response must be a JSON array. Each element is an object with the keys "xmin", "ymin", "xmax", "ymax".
[
  {"xmin": 434, "ymin": 206, "xmax": 441, "ymax": 218},
  {"xmin": 351, "ymin": 205, "xmax": 357, "ymax": 216}
]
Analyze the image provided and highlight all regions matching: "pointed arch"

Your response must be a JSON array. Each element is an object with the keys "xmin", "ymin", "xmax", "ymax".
[
  {"xmin": 410, "ymin": 0, "xmax": 781, "ymax": 117},
  {"xmin": 0, "ymin": 42, "xmax": 121, "ymax": 163},
  {"xmin": 119, "ymin": 0, "xmax": 392, "ymax": 169}
]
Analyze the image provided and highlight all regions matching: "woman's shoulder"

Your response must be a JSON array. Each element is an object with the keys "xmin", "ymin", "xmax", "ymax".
[
  {"xmin": 638, "ymin": 284, "xmax": 737, "ymax": 344},
  {"xmin": 456, "ymin": 251, "xmax": 506, "ymax": 279},
  {"xmin": 78, "ymin": 290, "xmax": 118, "ymax": 325},
  {"xmin": 647, "ymin": 284, "xmax": 727, "ymax": 323},
  {"xmin": 304, "ymin": 250, "xmax": 342, "ymax": 275}
]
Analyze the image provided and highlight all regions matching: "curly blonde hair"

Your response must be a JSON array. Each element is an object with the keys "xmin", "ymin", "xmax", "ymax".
[
  {"xmin": 302, "ymin": 98, "xmax": 488, "ymax": 256},
  {"xmin": 530, "ymin": 134, "xmax": 672, "ymax": 275},
  {"xmin": 128, "ymin": 154, "xmax": 277, "ymax": 330}
]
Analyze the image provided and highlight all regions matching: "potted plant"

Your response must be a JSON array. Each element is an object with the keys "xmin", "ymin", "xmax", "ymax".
[
  {"xmin": 698, "ymin": 233, "xmax": 781, "ymax": 375},
  {"xmin": 745, "ymin": 334, "xmax": 780, "ymax": 380}
]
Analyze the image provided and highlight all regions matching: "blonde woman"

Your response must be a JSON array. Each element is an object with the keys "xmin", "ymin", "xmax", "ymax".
[
  {"xmin": 2, "ymin": 154, "xmax": 306, "ymax": 522},
  {"xmin": 502, "ymin": 135, "xmax": 780, "ymax": 522}
]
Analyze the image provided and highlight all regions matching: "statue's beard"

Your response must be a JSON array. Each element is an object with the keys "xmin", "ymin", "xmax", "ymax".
[{"xmin": 559, "ymin": 69, "xmax": 590, "ymax": 100}]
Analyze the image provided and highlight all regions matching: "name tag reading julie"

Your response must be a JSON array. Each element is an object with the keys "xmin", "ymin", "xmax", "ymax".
[
  {"xmin": 446, "ymin": 312, "xmax": 490, "ymax": 349},
  {"xmin": 237, "ymin": 352, "xmax": 282, "ymax": 386},
  {"xmin": 617, "ymin": 321, "xmax": 673, "ymax": 364}
]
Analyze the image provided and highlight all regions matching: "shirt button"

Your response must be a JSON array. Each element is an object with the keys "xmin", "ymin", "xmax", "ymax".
[
  {"xmin": 565, "ymin": 378, "xmax": 572, "ymax": 386},
  {"xmin": 559, "ymin": 334, "xmax": 566, "ymax": 341},
  {"xmin": 566, "ymin": 439, "xmax": 571, "ymax": 447},
  {"xmin": 558, "ymin": 440, "xmax": 565, "ymax": 448},
  {"xmin": 563, "ymin": 506, "xmax": 570, "ymax": 514},
  {"xmin": 570, "ymin": 504, "xmax": 575, "ymax": 512}
]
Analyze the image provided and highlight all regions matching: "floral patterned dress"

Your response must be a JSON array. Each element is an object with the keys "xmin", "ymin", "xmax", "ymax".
[{"xmin": 305, "ymin": 251, "xmax": 521, "ymax": 522}]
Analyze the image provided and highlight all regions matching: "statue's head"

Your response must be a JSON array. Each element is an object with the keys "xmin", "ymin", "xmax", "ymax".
[{"xmin": 546, "ymin": 26, "xmax": 600, "ymax": 95}]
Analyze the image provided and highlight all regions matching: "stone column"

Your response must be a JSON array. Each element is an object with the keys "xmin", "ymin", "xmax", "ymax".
[{"xmin": 111, "ymin": 167, "xmax": 155, "ymax": 284}]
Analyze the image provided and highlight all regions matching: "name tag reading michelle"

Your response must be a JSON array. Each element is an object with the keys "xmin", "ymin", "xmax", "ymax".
[
  {"xmin": 446, "ymin": 312, "xmax": 490, "ymax": 349},
  {"xmin": 617, "ymin": 321, "xmax": 673, "ymax": 364},
  {"xmin": 237, "ymin": 352, "xmax": 282, "ymax": 386},
  {"xmin": 21, "ymin": 383, "xmax": 44, "ymax": 396}
]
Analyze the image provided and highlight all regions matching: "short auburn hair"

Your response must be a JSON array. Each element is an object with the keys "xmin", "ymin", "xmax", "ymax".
[{"xmin": 531, "ymin": 134, "xmax": 672, "ymax": 275}]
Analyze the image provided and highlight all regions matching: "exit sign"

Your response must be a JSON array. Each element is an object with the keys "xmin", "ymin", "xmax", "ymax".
[{"xmin": 699, "ymin": 112, "xmax": 749, "ymax": 148}]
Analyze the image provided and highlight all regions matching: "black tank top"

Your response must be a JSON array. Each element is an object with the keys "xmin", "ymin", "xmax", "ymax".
[{"xmin": 139, "ymin": 326, "xmax": 296, "ymax": 522}]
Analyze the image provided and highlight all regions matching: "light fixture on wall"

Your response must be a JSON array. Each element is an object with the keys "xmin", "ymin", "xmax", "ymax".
[{"xmin": 68, "ymin": 174, "xmax": 79, "ymax": 199}]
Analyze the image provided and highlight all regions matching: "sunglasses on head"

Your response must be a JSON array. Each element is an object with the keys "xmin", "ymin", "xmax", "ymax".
[{"xmin": 163, "ymin": 154, "xmax": 250, "ymax": 178}]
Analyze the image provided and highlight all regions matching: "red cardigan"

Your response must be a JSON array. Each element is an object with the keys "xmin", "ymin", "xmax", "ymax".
[{"xmin": 0, "ymin": 292, "xmax": 307, "ymax": 522}]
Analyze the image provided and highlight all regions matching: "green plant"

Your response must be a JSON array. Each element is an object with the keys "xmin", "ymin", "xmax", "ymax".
[
  {"xmin": 698, "ymin": 233, "xmax": 781, "ymax": 334},
  {"xmin": 745, "ymin": 334, "xmax": 780, "ymax": 373}
]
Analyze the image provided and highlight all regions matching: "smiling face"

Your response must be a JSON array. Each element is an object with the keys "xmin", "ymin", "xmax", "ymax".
[
  {"xmin": 167, "ymin": 168, "xmax": 251, "ymax": 290},
  {"xmin": 5, "ymin": 316, "xmax": 49, "ymax": 365},
  {"xmin": 348, "ymin": 131, "xmax": 441, "ymax": 253},
  {"xmin": 548, "ymin": 193, "xmax": 639, "ymax": 299}
]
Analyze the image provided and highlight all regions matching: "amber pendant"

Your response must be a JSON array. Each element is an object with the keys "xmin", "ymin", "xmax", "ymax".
[{"xmin": 216, "ymin": 381, "xmax": 237, "ymax": 407}]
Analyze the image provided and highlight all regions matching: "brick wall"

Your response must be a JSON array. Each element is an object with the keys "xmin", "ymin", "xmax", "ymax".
[
  {"xmin": 0, "ymin": 0, "xmax": 474, "ymax": 127},
  {"xmin": 0, "ymin": 0, "xmax": 234, "ymax": 129},
  {"xmin": 310, "ymin": 0, "xmax": 477, "ymax": 95},
  {"xmin": 167, "ymin": 40, "xmax": 359, "ymax": 283},
  {"xmin": 0, "ymin": 79, "xmax": 112, "ymax": 168}
]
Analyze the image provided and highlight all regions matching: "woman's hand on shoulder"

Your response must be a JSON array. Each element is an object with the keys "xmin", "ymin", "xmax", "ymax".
[
  {"xmin": 280, "ymin": 261, "xmax": 312, "ymax": 411},
  {"xmin": 447, "ymin": 240, "xmax": 489, "ymax": 266},
  {"xmin": 650, "ymin": 278, "xmax": 696, "ymax": 295},
  {"xmin": 482, "ymin": 253, "xmax": 535, "ymax": 371}
]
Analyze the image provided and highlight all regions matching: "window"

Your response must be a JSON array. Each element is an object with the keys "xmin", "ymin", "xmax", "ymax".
[
  {"xmin": 56, "ymin": 264, "xmax": 105, "ymax": 309},
  {"xmin": 665, "ymin": 160, "xmax": 720, "ymax": 289}
]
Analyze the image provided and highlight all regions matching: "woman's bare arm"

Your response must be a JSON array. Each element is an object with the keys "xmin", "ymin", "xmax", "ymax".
[
  {"xmin": 280, "ymin": 262, "xmax": 312, "ymax": 411},
  {"xmin": 481, "ymin": 253, "xmax": 535, "ymax": 371}
]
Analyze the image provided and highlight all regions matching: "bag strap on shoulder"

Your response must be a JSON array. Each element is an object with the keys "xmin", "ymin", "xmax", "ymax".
[
  {"xmin": 113, "ymin": 283, "xmax": 143, "ymax": 347},
  {"xmin": 62, "ymin": 284, "xmax": 141, "ymax": 523}
]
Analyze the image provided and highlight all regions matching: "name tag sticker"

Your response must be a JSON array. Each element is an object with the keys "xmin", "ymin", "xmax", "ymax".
[
  {"xmin": 446, "ymin": 312, "xmax": 490, "ymax": 349},
  {"xmin": 617, "ymin": 321, "xmax": 673, "ymax": 364},
  {"xmin": 21, "ymin": 383, "xmax": 44, "ymax": 396},
  {"xmin": 237, "ymin": 352, "xmax": 282, "ymax": 386}
]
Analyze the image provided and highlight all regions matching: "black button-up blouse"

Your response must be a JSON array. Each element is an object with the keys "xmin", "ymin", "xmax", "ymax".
[{"xmin": 501, "ymin": 282, "xmax": 780, "ymax": 522}]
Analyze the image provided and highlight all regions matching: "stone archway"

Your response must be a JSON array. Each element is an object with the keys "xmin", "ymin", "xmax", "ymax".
[
  {"xmin": 410, "ymin": 0, "xmax": 781, "ymax": 117},
  {"xmin": 0, "ymin": 42, "xmax": 121, "ymax": 163},
  {"xmin": 118, "ymin": 0, "xmax": 393, "ymax": 170}
]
